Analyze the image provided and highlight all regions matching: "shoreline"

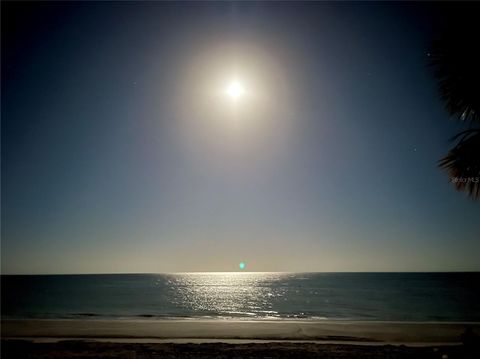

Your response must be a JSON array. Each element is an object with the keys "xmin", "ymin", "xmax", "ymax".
[
  {"xmin": 3, "ymin": 319, "xmax": 479, "ymax": 344},
  {"xmin": 5, "ymin": 317, "xmax": 480, "ymax": 324}
]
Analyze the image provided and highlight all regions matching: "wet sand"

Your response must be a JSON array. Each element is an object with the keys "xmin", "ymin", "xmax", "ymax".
[{"xmin": 2, "ymin": 319, "xmax": 479, "ymax": 344}]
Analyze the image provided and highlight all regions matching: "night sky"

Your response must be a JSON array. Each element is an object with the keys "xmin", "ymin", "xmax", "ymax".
[{"xmin": 2, "ymin": 2, "xmax": 479, "ymax": 274}]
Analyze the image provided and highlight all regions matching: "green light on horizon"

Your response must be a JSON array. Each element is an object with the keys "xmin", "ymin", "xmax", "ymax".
[{"xmin": 239, "ymin": 262, "xmax": 246, "ymax": 270}]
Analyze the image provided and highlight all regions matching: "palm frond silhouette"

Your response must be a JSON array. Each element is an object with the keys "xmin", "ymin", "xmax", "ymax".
[{"xmin": 430, "ymin": 16, "xmax": 480, "ymax": 200}]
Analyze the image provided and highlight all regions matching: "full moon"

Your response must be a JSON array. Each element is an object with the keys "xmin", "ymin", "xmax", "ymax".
[{"xmin": 225, "ymin": 80, "xmax": 245, "ymax": 100}]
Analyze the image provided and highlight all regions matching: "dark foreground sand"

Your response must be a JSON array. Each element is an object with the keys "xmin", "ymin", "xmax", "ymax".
[
  {"xmin": 2, "ymin": 340, "xmax": 480, "ymax": 359},
  {"xmin": 2, "ymin": 320, "xmax": 480, "ymax": 358}
]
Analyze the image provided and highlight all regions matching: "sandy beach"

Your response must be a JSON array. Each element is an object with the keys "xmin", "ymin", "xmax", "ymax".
[
  {"xmin": 2, "ymin": 319, "xmax": 480, "ymax": 358},
  {"xmin": 2, "ymin": 340, "xmax": 477, "ymax": 359},
  {"xmin": 3, "ymin": 319, "xmax": 479, "ymax": 344}
]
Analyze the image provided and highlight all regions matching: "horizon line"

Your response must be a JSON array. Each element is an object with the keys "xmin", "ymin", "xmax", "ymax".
[{"xmin": 2, "ymin": 270, "xmax": 480, "ymax": 276}]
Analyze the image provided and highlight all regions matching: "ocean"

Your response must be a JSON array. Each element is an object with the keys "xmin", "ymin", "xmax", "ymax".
[{"xmin": 2, "ymin": 272, "xmax": 479, "ymax": 321}]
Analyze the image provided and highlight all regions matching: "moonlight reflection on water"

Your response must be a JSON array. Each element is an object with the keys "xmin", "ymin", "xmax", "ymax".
[{"xmin": 169, "ymin": 272, "xmax": 287, "ymax": 318}]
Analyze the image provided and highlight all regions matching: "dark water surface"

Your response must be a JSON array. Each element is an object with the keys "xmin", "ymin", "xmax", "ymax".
[{"xmin": 2, "ymin": 272, "xmax": 479, "ymax": 321}]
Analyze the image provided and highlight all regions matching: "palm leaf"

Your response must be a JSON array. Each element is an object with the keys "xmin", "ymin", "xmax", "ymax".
[
  {"xmin": 439, "ymin": 129, "xmax": 480, "ymax": 200},
  {"xmin": 430, "ymin": 24, "xmax": 480, "ymax": 123},
  {"xmin": 430, "ymin": 15, "xmax": 480, "ymax": 200}
]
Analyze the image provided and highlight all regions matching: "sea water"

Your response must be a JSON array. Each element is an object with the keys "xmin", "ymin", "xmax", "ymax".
[{"xmin": 2, "ymin": 272, "xmax": 479, "ymax": 321}]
